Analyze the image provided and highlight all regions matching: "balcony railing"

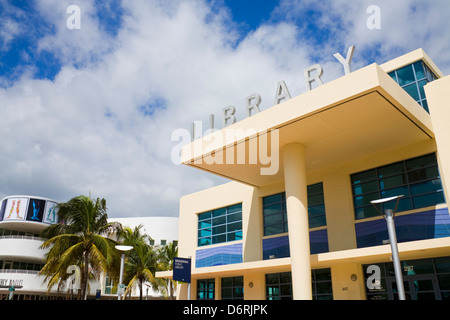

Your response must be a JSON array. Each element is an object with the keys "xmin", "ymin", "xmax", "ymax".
[
  {"xmin": 0, "ymin": 269, "xmax": 40, "ymax": 275},
  {"xmin": 0, "ymin": 235, "xmax": 42, "ymax": 241}
]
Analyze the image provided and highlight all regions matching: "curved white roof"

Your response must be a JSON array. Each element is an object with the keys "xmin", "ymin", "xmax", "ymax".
[{"xmin": 109, "ymin": 216, "xmax": 179, "ymax": 243}]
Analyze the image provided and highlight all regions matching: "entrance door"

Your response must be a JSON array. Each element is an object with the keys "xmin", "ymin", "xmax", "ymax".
[{"xmin": 388, "ymin": 275, "xmax": 441, "ymax": 300}]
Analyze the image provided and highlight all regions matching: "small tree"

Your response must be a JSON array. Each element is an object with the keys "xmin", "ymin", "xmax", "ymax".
[
  {"xmin": 39, "ymin": 195, "xmax": 122, "ymax": 299},
  {"xmin": 157, "ymin": 241, "xmax": 178, "ymax": 299},
  {"xmin": 120, "ymin": 225, "xmax": 165, "ymax": 300}
]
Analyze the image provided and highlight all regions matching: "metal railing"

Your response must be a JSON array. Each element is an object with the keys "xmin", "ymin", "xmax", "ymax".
[
  {"xmin": 0, "ymin": 235, "xmax": 42, "ymax": 241},
  {"xmin": 0, "ymin": 269, "xmax": 40, "ymax": 275}
]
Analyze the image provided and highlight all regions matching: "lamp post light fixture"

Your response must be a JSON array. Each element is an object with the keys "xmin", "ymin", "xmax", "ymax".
[
  {"xmin": 115, "ymin": 245, "xmax": 133, "ymax": 300},
  {"xmin": 370, "ymin": 195, "xmax": 406, "ymax": 300}
]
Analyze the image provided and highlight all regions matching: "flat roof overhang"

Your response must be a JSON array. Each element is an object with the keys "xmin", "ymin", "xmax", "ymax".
[
  {"xmin": 180, "ymin": 63, "xmax": 434, "ymax": 187},
  {"xmin": 156, "ymin": 237, "xmax": 450, "ymax": 280}
]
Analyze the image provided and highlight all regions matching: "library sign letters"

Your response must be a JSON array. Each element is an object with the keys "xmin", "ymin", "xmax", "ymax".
[{"xmin": 171, "ymin": 46, "xmax": 356, "ymax": 176}]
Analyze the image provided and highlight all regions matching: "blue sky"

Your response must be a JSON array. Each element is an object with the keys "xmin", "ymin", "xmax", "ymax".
[
  {"xmin": 221, "ymin": 0, "xmax": 280, "ymax": 33},
  {"xmin": 0, "ymin": 0, "xmax": 449, "ymax": 218},
  {"xmin": 0, "ymin": 0, "xmax": 124, "ymax": 83},
  {"xmin": 1, "ymin": 0, "xmax": 278, "ymax": 83},
  {"xmin": 3, "ymin": 0, "xmax": 448, "ymax": 86}
]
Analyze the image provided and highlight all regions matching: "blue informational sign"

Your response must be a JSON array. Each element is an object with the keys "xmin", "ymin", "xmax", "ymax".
[{"xmin": 173, "ymin": 257, "xmax": 191, "ymax": 283}]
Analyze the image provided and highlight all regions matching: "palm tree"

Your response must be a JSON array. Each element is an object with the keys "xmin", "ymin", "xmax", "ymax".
[
  {"xmin": 39, "ymin": 195, "xmax": 122, "ymax": 300},
  {"xmin": 157, "ymin": 241, "xmax": 178, "ymax": 299},
  {"xmin": 120, "ymin": 225, "xmax": 165, "ymax": 300}
]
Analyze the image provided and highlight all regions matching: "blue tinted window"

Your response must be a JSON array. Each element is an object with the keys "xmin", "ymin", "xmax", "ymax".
[
  {"xmin": 396, "ymin": 64, "xmax": 415, "ymax": 86},
  {"xmin": 421, "ymin": 100, "xmax": 429, "ymax": 112},
  {"xmin": 413, "ymin": 61, "xmax": 425, "ymax": 79},
  {"xmin": 418, "ymin": 79, "xmax": 427, "ymax": 99},
  {"xmin": 388, "ymin": 60, "xmax": 438, "ymax": 113},
  {"xmin": 197, "ymin": 279, "xmax": 215, "ymax": 300},
  {"xmin": 356, "ymin": 209, "xmax": 450, "ymax": 248},
  {"xmin": 197, "ymin": 204, "xmax": 242, "ymax": 247},
  {"xmin": 351, "ymin": 153, "xmax": 446, "ymax": 220},
  {"xmin": 266, "ymin": 269, "xmax": 332, "ymax": 300},
  {"xmin": 263, "ymin": 193, "xmax": 284, "ymax": 206},
  {"xmin": 222, "ymin": 276, "xmax": 244, "ymax": 300},
  {"xmin": 403, "ymin": 83, "xmax": 420, "ymax": 101},
  {"xmin": 351, "ymin": 169, "xmax": 377, "ymax": 184},
  {"xmin": 263, "ymin": 182, "xmax": 327, "ymax": 235},
  {"xmin": 388, "ymin": 71, "xmax": 397, "ymax": 82}
]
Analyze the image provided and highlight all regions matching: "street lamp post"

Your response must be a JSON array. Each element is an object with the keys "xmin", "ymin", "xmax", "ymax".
[
  {"xmin": 371, "ymin": 195, "xmax": 406, "ymax": 300},
  {"xmin": 115, "ymin": 245, "xmax": 133, "ymax": 300}
]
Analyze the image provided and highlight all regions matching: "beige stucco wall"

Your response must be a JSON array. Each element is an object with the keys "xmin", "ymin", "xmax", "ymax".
[{"xmin": 425, "ymin": 75, "xmax": 450, "ymax": 204}]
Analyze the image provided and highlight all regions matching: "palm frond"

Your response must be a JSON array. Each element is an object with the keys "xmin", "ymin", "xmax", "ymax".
[{"xmin": 39, "ymin": 194, "xmax": 123, "ymax": 300}]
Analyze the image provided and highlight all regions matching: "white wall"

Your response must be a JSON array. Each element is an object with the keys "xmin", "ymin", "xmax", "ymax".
[
  {"xmin": 0, "ymin": 238, "xmax": 47, "ymax": 262},
  {"xmin": 109, "ymin": 216, "xmax": 179, "ymax": 245}
]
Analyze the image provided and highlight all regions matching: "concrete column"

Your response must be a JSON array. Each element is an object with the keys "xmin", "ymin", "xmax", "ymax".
[
  {"xmin": 215, "ymin": 276, "xmax": 221, "ymax": 300},
  {"xmin": 283, "ymin": 143, "xmax": 312, "ymax": 300},
  {"xmin": 242, "ymin": 187, "xmax": 263, "ymax": 262}
]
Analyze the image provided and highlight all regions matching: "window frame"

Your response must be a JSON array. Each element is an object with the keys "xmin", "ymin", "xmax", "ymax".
[
  {"xmin": 265, "ymin": 269, "xmax": 333, "ymax": 300},
  {"xmin": 221, "ymin": 276, "xmax": 244, "ymax": 300},
  {"xmin": 262, "ymin": 182, "xmax": 327, "ymax": 236},
  {"xmin": 197, "ymin": 203, "xmax": 243, "ymax": 247},
  {"xmin": 388, "ymin": 60, "xmax": 438, "ymax": 113},
  {"xmin": 197, "ymin": 278, "xmax": 215, "ymax": 300},
  {"xmin": 351, "ymin": 153, "xmax": 445, "ymax": 220}
]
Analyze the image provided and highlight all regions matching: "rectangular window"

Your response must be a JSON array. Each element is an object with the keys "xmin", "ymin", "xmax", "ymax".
[
  {"xmin": 104, "ymin": 274, "xmax": 116, "ymax": 294},
  {"xmin": 265, "ymin": 272, "xmax": 292, "ymax": 300},
  {"xmin": 312, "ymin": 269, "xmax": 333, "ymax": 300},
  {"xmin": 307, "ymin": 183, "xmax": 327, "ymax": 228},
  {"xmin": 197, "ymin": 204, "xmax": 242, "ymax": 247},
  {"xmin": 262, "ymin": 193, "xmax": 287, "ymax": 236},
  {"xmin": 388, "ymin": 60, "xmax": 437, "ymax": 113},
  {"xmin": 262, "ymin": 183, "xmax": 326, "ymax": 236},
  {"xmin": 221, "ymin": 276, "xmax": 244, "ymax": 300},
  {"xmin": 355, "ymin": 208, "xmax": 450, "ymax": 248},
  {"xmin": 265, "ymin": 269, "xmax": 332, "ymax": 300},
  {"xmin": 197, "ymin": 279, "xmax": 215, "ymax": 300},
  {"xmin": 351, "ymin": 153, "xmax": 446, "ymax": 220}
]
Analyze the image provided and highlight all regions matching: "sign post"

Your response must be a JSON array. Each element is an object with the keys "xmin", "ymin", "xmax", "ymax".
[
  {"xmin": 173, "ymin": 257, "xmax": 191, "ymax": 300},
  {"xmin": 8, "ymin": 286, "xmax": 15, "ymax": 300},
  {"xmin": 0, "ymin": 280, "xmax": 23, "ymax": 300}
]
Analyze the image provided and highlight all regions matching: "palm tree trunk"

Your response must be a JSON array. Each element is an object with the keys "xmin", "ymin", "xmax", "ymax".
[
  {"xmin": 82, "ymin": 251, "xmax": 89, "ymax": 300},
  {"xmin": 169, "ymin": 281, "xmax": 174, "ymax": 300},
  {"xmin": 139, "ymin": 278, "xmax": 143, "ymax": 300}
]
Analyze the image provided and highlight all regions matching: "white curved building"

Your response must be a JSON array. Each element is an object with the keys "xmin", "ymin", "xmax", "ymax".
[
  {"xmin": 0, "ymin": 195, "xmax": 178, "ymax": 300},
  {"xmin": 0, "ymin": 195, "xmax": 62, "ymax": 300},
  {"xmin": 110, "ymin": 217, "xmax": 179, "ymax": 247}
]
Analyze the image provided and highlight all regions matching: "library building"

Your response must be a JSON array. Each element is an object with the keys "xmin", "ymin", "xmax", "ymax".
[{"xmin": 157, "ymin": 48, "xmax": 450, "ymax": 300}]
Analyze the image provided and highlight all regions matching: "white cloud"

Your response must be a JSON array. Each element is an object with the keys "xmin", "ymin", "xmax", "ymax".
[
  {"xmin": 273, "ymin": 0, "xmax": 450, "ymax": 74},
  {"xmin": 36, "ymin": 0, "xmax": 117, "ymax": 67},
  {"xmin": 0, "ymin": 0, "xmax": 448, "ymax": 219}
]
